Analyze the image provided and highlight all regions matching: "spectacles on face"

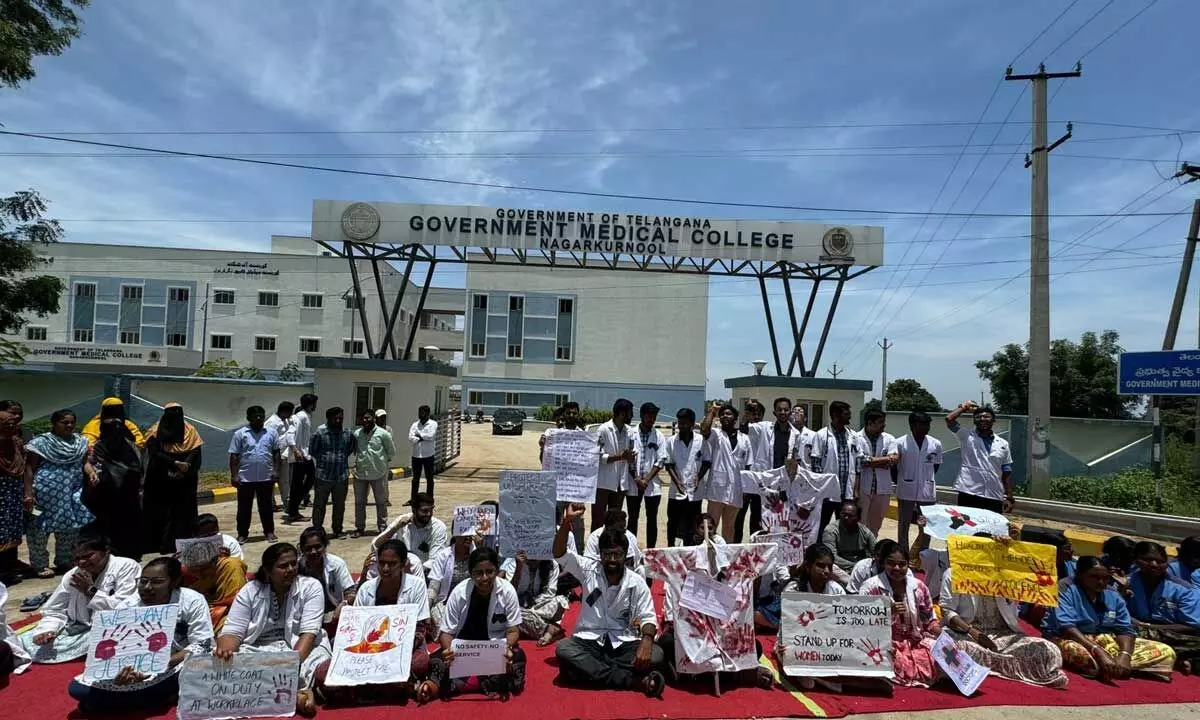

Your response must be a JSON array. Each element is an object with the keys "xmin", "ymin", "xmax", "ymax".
[
  {"xmin": 471, "ymin": 565, "xmax": 497, "ymax": 580},
  {"xmin": 138, "ymin": 576, "xmax": 169, "ymax": 587}
]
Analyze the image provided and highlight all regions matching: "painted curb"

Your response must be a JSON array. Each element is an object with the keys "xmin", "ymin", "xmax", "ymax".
[{"xmin": 197, "ymin": 467, "xmax": 408, "ymax": 506}]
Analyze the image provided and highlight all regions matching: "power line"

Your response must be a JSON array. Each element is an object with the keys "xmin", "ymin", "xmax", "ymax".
[
  {"xmin": 1009, "ymin": 0, "xmax": 1082, "ymax": 66},
  {"xmin": 1077, "ymin": 0, "xmax": 1163, "ymax": 60},
  {"xmin": 1041, "ymin": 0, "xmax": 1116, "ymax": 61}
]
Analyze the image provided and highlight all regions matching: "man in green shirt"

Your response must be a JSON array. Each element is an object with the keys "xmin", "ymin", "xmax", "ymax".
[
  {"xmin": 820, "ymin": 500, "xmax": 876, "ymax": 581},
  {"xmin": 352, "ymin": 409, "xmax": 396, "ymax": 538}
]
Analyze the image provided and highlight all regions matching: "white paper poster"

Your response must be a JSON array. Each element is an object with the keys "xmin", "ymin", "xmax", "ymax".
[
  {"xmin": 498, "ymin": 470, "xmax": 557, "ymax": 560},
  {"xmin": 932, "ymin": 631, "xmax": 988, "ymax": 696},
  {"xmin": 679, "ymin": 572, "xmax": 740, "ymax": 620},
  {"xmin": 754, "ymin": 532, "xmax": 806, "ymax": 567},
  {"xmin": 176, "ymin": 536, "xmax": 224, "ymax": 566},
  {"xmin": 452, "ymin": 504, "xmax": 497, "ymax": 537},
  {"xmin": 542, "ymin": 429, "xmax": 600, "ymax": 503},
  {"xmin": 449, "ymin": 638, "xmax": 507, "ymax": 679},
  {"xmin": 779, "ymin": 592, "xmax": 894, "ymax": 678},
  {"xmin": 178, "ymin": 651, "xmax": 299, "ymax": 720},
  {"xmin": 83, "ymin": 604, "xmax": 180, "ymax": 682},
  {"xmin": 326, "ymin": 604, "xmax": 420, "ymax": 687},
  {"xmin": 921, "ymin": 504, "xmax": 1009, "ymax": 542}
]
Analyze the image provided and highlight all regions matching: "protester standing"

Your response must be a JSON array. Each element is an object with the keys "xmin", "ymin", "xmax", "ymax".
[
  {"xmin": 353, "ymin": 409, "xmax": 395, "ymax": 538},
  {"xmin": 626, "ymin": 403, "xmax": 667, "ymax": 549},
  {"xmin": 0, "ymin": 402, "xmax": 27, "ymax": 584},
  {"xmin": 143, "ymin": 403, "xmax": 204, "ymax": 553},
  {"xmin": 857, "ymin": 409, "xmax": 898, "ymax": 535},
  {"xmin": 894, "ymin": 412, "xmax": 943, "ymax": 552},
  {"xmin": 699, "ymin": 403, "xmax": 752, "ymax": 542},
  {"xmin": 791, "ymin": 405, "xmax": 816, "ymax": 468},
  {"xmin": 809, "ymin": 400, "xmax": 864, "ymax": 536},
  {"xmin": 408, "ymin": 405, "xmax": 438, "ymax": 501},
  {"xmin": 595, "ymin": 399, "xmax": 635, "ymax": 531},
  {"xmin": 23, "ymin": 410, "xmax": 94, "ymax": 578},
  {"xmin": 664, "ymin": 408, "xmax": 708, "ymax": 548},
  {"xmin": 80, "ymin": 398, "xmax": 145, "ymax": 449},
  {"xmin": 744, "ymin": 397, "xmax": 802, "ymax": 539},
  {"xmin": 310, "ymin": 407, "xmax": 356, "ymax": 538},
  {"xmin": 284, "ymin": 394, "xmax": 318, "ymax": 523},
  {"xmin": 228, "ymin": 406, "xmax": 280, "ymax": 544},
  {"xmin": 265, "ymin": 401, "xmax": 295, "ymax": 513},
  {"xmin": 946, "ymin": 401, "xmax": 1013, "ymax": 513},
  {"xmin": 86, "ymin": 416, "xmax": 145, "ymax": 561}
]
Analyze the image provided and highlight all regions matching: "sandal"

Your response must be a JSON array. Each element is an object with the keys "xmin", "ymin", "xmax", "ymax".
[
  {"xmin": 755, "ymin": 665, "xmax": 776, "ymax": 690},
  {"xmin": 35, "ymin": 568, "xmax": 55, "ymax": 579},
  {"xmin": 295, "ymin": 689, "xmax": 317, "ymax": 717},
  {"xmin": 20, "ymin": 591, "xmax": 51, "ymax": 612},
  {"xmin": 416, "ymin": 679, "xmax": 439, "ymax": 704}
]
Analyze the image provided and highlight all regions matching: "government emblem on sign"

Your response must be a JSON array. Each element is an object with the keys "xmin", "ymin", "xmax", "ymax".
[
  {"xmin": 820, "ymin": 227, "xmax": 854, "ymax": 263},
  {"xmin": 341, "ymin": 202, "xmax": 381, "ymax": 240}
]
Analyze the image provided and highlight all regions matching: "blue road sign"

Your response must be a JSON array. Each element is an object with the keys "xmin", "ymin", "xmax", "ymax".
[{"xmin": 1118, "ymin": 350, "xmax": 1200, "ymax": 395}]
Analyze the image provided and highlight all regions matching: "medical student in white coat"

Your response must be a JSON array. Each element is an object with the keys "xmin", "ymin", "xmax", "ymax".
[
  {"xmin": 595, "ymin": 398, "xmax": 636, "ymax": 531},
  {"xmin": 699, "ymin": 403, "xmax": 753, "ymax": 542},
  {"xmin": 626, "ymin": 402, "xmax": 668, "ymax": 549},
  {"xmin": 664, "ymin": 408, "xmax": 709, "ymax": 547},
  {"xmin": 857, "ymin": 408, "xmax": 899, "ymax": 535},
  {"xmin": 743, "ymin": 397, "xmax": 803, "ymax": 539},
  {"xmin": 893, "ymin": 411, "xmax": 943, "ymax": 552},
  {"xmin": 808, "ymin": 401, "xmax": 865, "ymax": 537}
]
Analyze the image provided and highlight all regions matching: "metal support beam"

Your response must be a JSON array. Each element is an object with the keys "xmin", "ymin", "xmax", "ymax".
[
  {"xmin": 379, "ymin": 250, "xmax": 417, "ymax": 359},
  {"xmin": 344, "ymin": 243, "xmax": 376, "ymax": 358},
  {"xmin": 758, "ymin": 275, "xmax": 784, "ymax": 376},
  {"xmin": 781, "ymin": 273, "xmax": 804, "ymax": 376},
  {"xmin": 368, "ymin": 256, "xmax": 391, "ymax": 359},
  {"xmin": 789, "ymin": 277, "xmax": 822, "ymax": 376},
  {"xmin": 808, "ymin": 268, "xmax": 847, "ymax": 376},
  {"xmin": 402, "ymin": 261, "xmax": 437, "ymax": 361}
]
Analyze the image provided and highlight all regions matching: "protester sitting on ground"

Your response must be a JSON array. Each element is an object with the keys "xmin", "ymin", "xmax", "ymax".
[
  {"xmin": 553, "ymin": 504, "xmax": 665, "ymax": 697},
  {"xmin": 822, "ymin": 500, "xmax": 875, "ymax": 583},
  {"xmin": 21, "ymin": 531, "xmax": 140, "ymax": 663},
  {"xmin": 216, "ymin": 542, "xmax": 332, "ymax": 716},
  {"xmin": 427, "ymin": 528, "xmax": 484, "ymax": 635},
  {"xmin": 1053, "ymin": 534, "xmax": 1077, "ymax": 580},
  {"xmin": 907, "ymin": 516, "xmax": 948, "ymax": 603},
  {"xmin": 1171, "ymin": 535, "xmax": 1200, "ymax": 589},
  {"xmin": 940, "ymin": 533, "xmax": 1069, "ymax": 688},
  {"xmin": 771, "ymin": 544, "xmax": 851, "ymax": 692},
  {"xmin": 181, "ymin": 518, "xmax": 247, "ymax": 631},
  {"xmin": 500, "ymin": 551, "xmax": 567, "ymax": 646},
  {"xmin": 757, "ymin": 542, "xmax": 846, "ymax": 632},
  {"xmin": 432, "ymin": 546, "xmax": 525, "ymax": 699},
  {"xmin": 1103, "ymin": 536, "xmax": 1138, "ymax": 596},
  {"xmin": 67, "ymin": 557, "xmax": 214, "ymax": 714},
  {"xmin": 859, "ymin": 540, "xmax": 942, "ymax": 688},
  {"xmin": 373, "ymin": 492, "xmax": 448, "ymax": 564},
  {"xmin": 1126, "ymin": 541, "xmax": 1200, "ymax": 673},
  {"xmin": 352, "ymin": 539, "xmax": 438, "ymax": 705},
  {"xmin": 0, "ymin": 581, "xmax": 32, "ymax": 678},
  {"xmin": 80, "ymin": 397, "xmax": 145, "ymax": 449},
  {"xmin": 689, "ymin": 511, "xmax": 725, "ymax": 547},
  {"xmin": 193, "ymin": 512, "xmax": 244, "ymax": 560},
  {"xmin": 578, "ymin": 508, "xmax": 643, "ymax": 576},
  {"xmin": 847, "ymin": 539, "xmax": 915, "ymax": 594},
  {"xmin": 297, "ymin": 527, "xmax": 355, "ymax": 632},
  {"xmin": 1043, "ymin": 555, "xmax": 1175, "ymax": 682},
  {"xmin": 23, "ymin": 409, "xmax": 95, "ymax": 578}
]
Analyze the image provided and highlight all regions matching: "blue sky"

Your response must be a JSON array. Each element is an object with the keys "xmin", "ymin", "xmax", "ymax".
[{"xmin": 2, "ymin": 0, "xmax": 1199, "ymax": 407}]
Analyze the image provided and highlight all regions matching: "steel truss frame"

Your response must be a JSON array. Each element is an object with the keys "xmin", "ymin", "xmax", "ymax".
[{"xmin": 318, "ymin": 241, "xmax": 876, "ymax": 376}]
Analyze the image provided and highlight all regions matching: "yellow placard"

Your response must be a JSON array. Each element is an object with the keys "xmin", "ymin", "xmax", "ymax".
[{"xmin": 948, "ymin": 535, "xmax": 1059, "ymax": 606}]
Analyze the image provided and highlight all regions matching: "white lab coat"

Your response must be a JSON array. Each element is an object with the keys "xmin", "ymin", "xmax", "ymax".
[
  {"xmin": 221, "ymin": 576, "xmax": 329, "ymax": 650},
  {"xmin": 0, "ymin": 582, "xmax": 32, "ymax": 673},
  {"xmin": 895, "ymin": 434, "xmax": 944, "ymax": 503},
  {"xmin": 596, "ymin": 420, "xmax": 633, "ymax": 493},
  {"xmin": 747, "ymin": 420, "xmax": 802, "ymax": 472},
  {"xmin": 627, "ymin": 426, "xmax": 668, "ymax": 497},
  {"xmin": 858, "ymin": 431, "xmax": 898, "ymax": 496},
  {"xmin": 701, "ymin": 428, "xmax": 752, "ymax": 505},
  {"xmin": 665, "ymin": 432, "xmax": 706, "ymax": 501},
  {"xmin": 32, "ymin": 556, "xmax": 142, "ymax": 635},
  {"xmin": 441, "ymin": 577, "xmax": 522, "ymax": 639},
  {"xmin": 809, "ymin": 425, "xmax": 865, "ymax": 501}
]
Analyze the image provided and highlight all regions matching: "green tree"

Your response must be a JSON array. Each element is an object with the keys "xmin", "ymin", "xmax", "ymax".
[
  {"xmin": 975, "ymin": 330, "xmax": 1137, "ymax": 418},
  {"xmin": 277, "ymin": 362, "xmax": 304, "ymax": 381},
  {"xmin": 0, "ymin": 0, "xmax": 90, "ymax": 88},
  {"xmin": 193, "ymin": 359, "xmax": 264, "ymax": 380},
  {"xmin": 883, "ymin": 378, "xmax": 943, "ymax": 412}
]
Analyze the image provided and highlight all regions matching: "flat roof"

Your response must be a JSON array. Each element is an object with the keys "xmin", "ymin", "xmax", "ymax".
[
  {"xmin": 304, "ymin": 355, "xmax": 458, "ymax": 378},
  {"xmin": 723, "ymin": 374, "xmax": 873, "ymax": 392}
]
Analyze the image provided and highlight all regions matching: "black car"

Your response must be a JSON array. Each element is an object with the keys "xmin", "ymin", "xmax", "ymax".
[{"xmin": 491, "ymin": 407, "xmax": 526, "ymax": 435}]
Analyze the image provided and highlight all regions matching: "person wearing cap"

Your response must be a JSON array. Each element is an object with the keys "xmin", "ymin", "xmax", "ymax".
[
  {"xmin": 374, "ymin": 408, "xmax": 391, "ymax": 434},
  {"xmin": 625, "ymin": 403, "xmax": 667, "ymax": 549},
  {"xmin": 80, "ymin": 398, "xmax": 145, "ymax": 449},
  {"xmin": 352, "ymin": 409, "xmax": 396, "ymax": 538}
]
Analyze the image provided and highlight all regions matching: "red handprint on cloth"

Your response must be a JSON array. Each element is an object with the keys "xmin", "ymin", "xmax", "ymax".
[
  {"xmin": 858, "ymin": 638, "xmax": 885, "ymax": 666},
  {"xmin": 794, "ymin": 606, "xmax": 830, "ymax": 628},
  {"xmin": 145, "ymin": 631, "xmax": 169, "ymax": 653}
]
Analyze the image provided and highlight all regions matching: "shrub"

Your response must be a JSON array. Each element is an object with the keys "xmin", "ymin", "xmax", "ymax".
[
  {"xmin": 1050, "ymin": 467, "xmax": 1196, "ymax": 516},
  {"xmin": 533, "ymin": 403, "xmax": 611, "ymax": 424}
]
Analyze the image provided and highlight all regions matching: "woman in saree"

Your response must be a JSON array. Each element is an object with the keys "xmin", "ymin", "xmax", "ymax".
[
  {"xmin": 297, "ymin": 526, "xmax": 355, "ymax": 634},
  {"xmin": 86, "ymin": 416, "xmax": 145, "ymax": 561},
  {"xmin": 500, "ymin": 550, "xmax": 567, "ymax": 646},
  {"xmin": 1126, "ymin": 541, "xmax": 1200, "ymax": 673},
  {"xmin": 0, "ymin": 401, "xmax": 27, "ymax": 584},
  {"xmin": 24, "ymin": 410, "xmax": 95, "ymax": 578},
  {"xmin": 858, "ymin": 540, "xmax": 941, "ymax": 687},
  {"xmin": 1043, "ymin": 555, "xmax": 1176, "ymax": 681},
  {"xmin": 143, "ymin": 403, "xmax": 203, "ymax": 553}
]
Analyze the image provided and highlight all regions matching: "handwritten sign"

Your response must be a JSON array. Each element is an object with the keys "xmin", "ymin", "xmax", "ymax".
[
  {"xmin": 754, "ymin": 532, "xmax": 806, "ymax": 567},
  {"xmin": 176, "ymin": 536, "xmax": 225, "ymax": 567},
  {"xmin": 83, "ymin": 604, "xmax": 179, "ymax": 682},
  {"xmin": 542, "ymin": 429, "xmax": 600, "ymax": 503},
  {"xmin": 922, "ymin": 504, "xmax": 1009, "ymax": 542},
  {"xmin": 449, "ymin": 639, "xmax": 507, "ymax": 679},
  {"xmin": 948, "ymin": 535, "xmax": 1059, "ymax": 606},
  {"xmin": 932, "ymin": 631, "xmax": 988, "ymax": 696},
  {"xmin": 178, "ymin": 651, "xmax": 299, "ymax": 720},
  {"xmin": 326, "ymin": 604, "xmax": 419, "ymax": 687},
  {"xmin": 779, "ymin": 592, "xmax": 893, "ymax": 678},
  {"xmin": 679, "ymin": 572, "xmax": 740, "ymax": 620},
  {"xmin": 452, "ymin": 505, "xmax": 497, "ymax": 537},
  {"xmin": 498, "ymin": 470, "xmax": 557, "ymax": 560}
]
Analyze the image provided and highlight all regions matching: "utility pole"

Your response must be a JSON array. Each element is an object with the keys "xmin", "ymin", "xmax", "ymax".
[
  {"xmin": 829, "ymin": 364, "xmax": 843, "ymax": 380},
  {"xmin": 1006, "ymin": 62, "xmax": 1080, "ymax": 499},
  {"xmin": 1162, "ymin": 163, "xmax": 1200, "ymax": 484},
  {"xmin": 878, "ymin": 338, "xmax": 894, "ymax": 411},
  {"xmin": 200, "ymin": 281, "xmax": 210, "ymax": 364}
]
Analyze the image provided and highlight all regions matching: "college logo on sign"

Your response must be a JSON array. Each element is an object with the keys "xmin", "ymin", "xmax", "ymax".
[
  {"xmin": 341, "ymin": 202, "xmax": 382, "ymax": 240},
  {"xmin": 820, "ymin": 227, "xmax": 855, "ymax": 263}
]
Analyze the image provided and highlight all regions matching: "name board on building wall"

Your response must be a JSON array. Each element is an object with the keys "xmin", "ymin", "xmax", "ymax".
[
  {"xmin": 214, "ymin": 261, "xmax": 280, "ymax": 276},
  {"xmin": 314, "ymin": 200, "xmax": 885, "ymax": 265},
  {"xmin": 23, "ymin": 343, "xmax": 161, "ymax": 365}
]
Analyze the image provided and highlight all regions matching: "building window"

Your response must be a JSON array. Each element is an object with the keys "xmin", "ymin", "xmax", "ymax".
[
  {"xmin": 508, "ymin": 296, "xmax": 523, "ymax": 312},
  {"xmin": 470, "ymin": 342, "xmax": 485, "ymax": 358},
  {"xmin": 73, "ymin": 329, "xmax": 93, "ymax": 343},
  {"xmin": 210, "ymin": 334, "xmax": 232, "ymax": 350},
  {"xmin": 75, "ymin": 283, "xmax": 96, "ymax": 298},
  {"xmin": 399, "ymin": 308, "xmax": 408, "ymax": 323},
  {"xmin": 257, "ymin": 291, "xmax": 279, "ymax": 307},
  {"xmin": 345, "ymin": 294, "xmax": 363, "ymax": 310},
  {"xmin": 168, "ymin": 287, "xmax": 189, "ymax": 303},
  {"xmin": 119, "ymin": 330, "xmax": 140, "ymax": 345},
  {"xmin": 507, "ymin": 344, "xmax": 523, "ymax": 359},
  {"xmin": 212, "ymin": 289, "xmax": 235, "ymax": 305},
  {"xmin": 343, "ymin": 339, "xmax": 364, "ymax": 355},
  {"xmin": 25, "ymin": 326, "xmax": 47, "ymax": 341},
  {"xmin": 121, "ymin": 285, "xmax": 143, "ymax": 300},
  {"xmin": 166, "ymin": 333, "xmax": 187, "ymax": 347},
  {"xmin": 556, "ymin": 295, "xmax": 574, "ymax": 362},
  {"xmin": 355, "ymin": 384, "xmax": 387, "ymax": 417},
  {"xmin": 299, "ymin": 338, "xmax": 321, "ymax": 354},
  {"xmin": 468, "ymin": 391, "xmax": 483, "ymax": 406},
  {"xmin": 301, "ymin": 293, "xmax": 323, "ymax": 309},
  {"xmin": 254, "ymin": 336, "xmax": 277, "ymax": 352},
  {"xmin": 556, "ymin": 346, "xmax": 571, "ymax": 360},
  {"xmin": 558, "ymin": 298, "xmax": 573, "ymax": 313},
  {"xmin": 554, "ymin": 393, "xmax": 569, "ymax": 407},
  {"xmin": 472, "ymin": 294, "xmax": 487, "ymax": 310},
  {"xmin": 507, "ymin": 294, "xmax": 524, "ymax": 360},
  {"xmin": 504, "ymin": 392, "xmax": 520, "ymax": 405}
]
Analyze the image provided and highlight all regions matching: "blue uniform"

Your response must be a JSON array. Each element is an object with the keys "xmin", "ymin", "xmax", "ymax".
[
  {"xmin": 1168, "ymin": 559, "xmax": 1200, "ymax": 590},
  {"xmin": 1043, "ymin": 580, "xmax": 1135, "ymax": 638},
  {"xmin": 1128, "ymin": 570, "xmax": 1200, "ymax": 627}
]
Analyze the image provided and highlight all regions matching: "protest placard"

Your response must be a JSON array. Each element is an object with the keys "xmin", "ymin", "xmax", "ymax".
[
  {"xmin": 83, "ymin": 603, "xmax": 180, "ymax": 682},
  {"xmin": 753, "ymin": 532, "xmax": 805, "ymax": 567},
  {"xmin": 778, "ymin": 592, "xmax": 893, "ymax": 678},
  {"xmin": 679, "ymin": 572, "xmax": 740, "ymax": 620},
  {"xmin": 326, "ymin": 604, "xmax": 420, "ymax": 686},
  {"xmin": 922, "ymin": 504, "xmax": 1009, "ymax": 542},
  {"xmin": 498, "ymin": 470, "xmax": 556, "ymax": 560},
  {"xmin": 542, "ymin": 429, "xmax": 600, "ymax": 503},
  {"xmin": 932, "ymin": 631, "xmax": 988, "ymax": 696},
  {"xmin": 449, "ymin": 638, "xmax": 507, "ymax": 679},
  {"xmin": 176, "ymin": 536, "xmax": 224, "ymax": 567},
  {"xmin": 948, "ymin": 535, "xmax": 1059, "ymax": 606},
  {"xmin": 178, "ymin": 651, "xmax": 299, "ymax": 720},
  {"xmin": 452, "ymin": 505, "xmax": 498, "ymax": 538}
]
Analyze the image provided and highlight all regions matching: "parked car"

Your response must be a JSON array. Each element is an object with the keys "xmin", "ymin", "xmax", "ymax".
[{"xmin": 492, "ymin": 407, "xmax": 526, "ymax": 435}]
